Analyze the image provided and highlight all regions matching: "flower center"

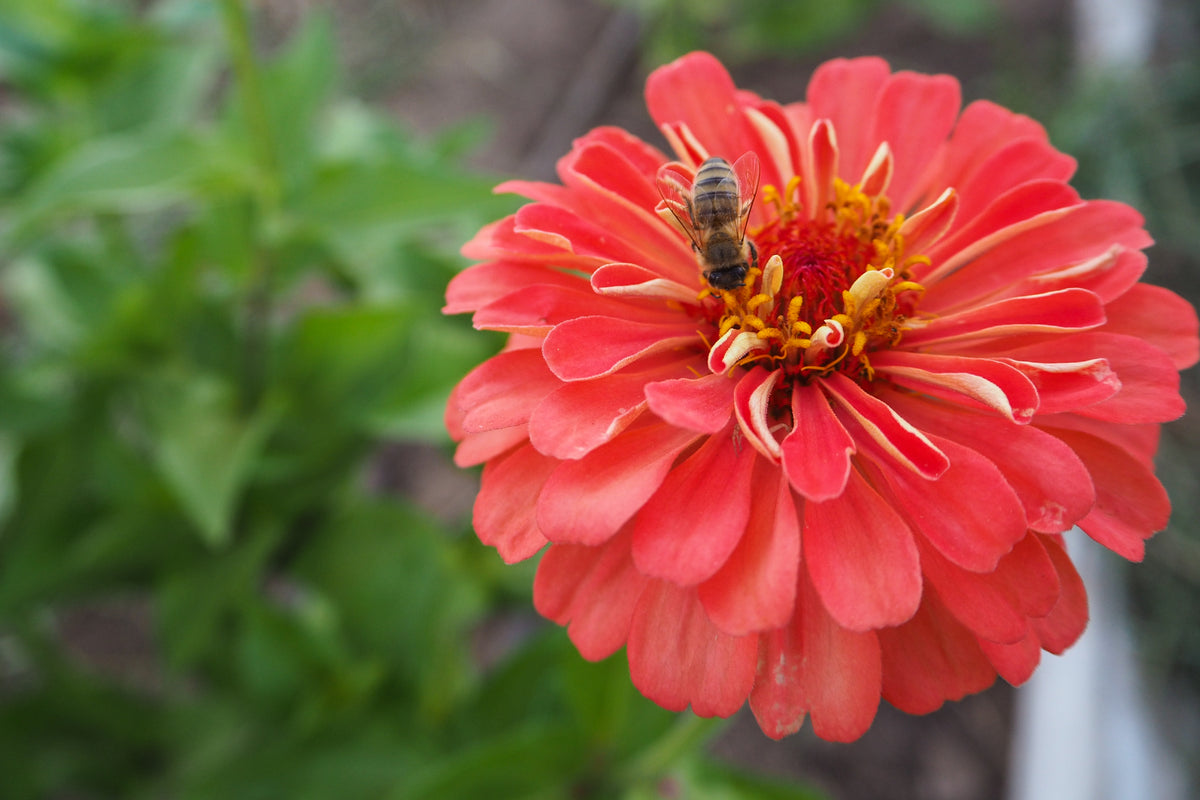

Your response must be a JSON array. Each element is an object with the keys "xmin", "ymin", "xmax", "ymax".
[{"xmin": 706, "ymin": 177, "xmax": 927, "ymax": 382}]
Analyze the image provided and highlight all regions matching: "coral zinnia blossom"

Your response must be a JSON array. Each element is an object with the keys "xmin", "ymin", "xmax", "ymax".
[{"xmin": 445, "ymin": 53, "xmax": 1198, "ymax": 741}]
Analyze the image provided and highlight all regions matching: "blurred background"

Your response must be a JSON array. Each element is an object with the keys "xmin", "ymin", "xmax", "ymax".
[{"xmin": 0, "ymin": 0, "xmax": 1196, "ymax": 798}]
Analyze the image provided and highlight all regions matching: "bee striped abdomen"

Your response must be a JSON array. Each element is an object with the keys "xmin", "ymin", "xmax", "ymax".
[{"xmin": 691, "ymin": 157, "xmax": 741, "ymax": 229}]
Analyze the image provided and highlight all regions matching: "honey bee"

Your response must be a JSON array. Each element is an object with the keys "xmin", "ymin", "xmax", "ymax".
[{"xmin": 657, "ymin": 153, "xmax": 760, "ymax": 291}]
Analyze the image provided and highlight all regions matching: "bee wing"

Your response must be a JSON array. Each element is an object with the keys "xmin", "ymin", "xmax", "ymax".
[
  {"xmin": 732, "ymin": 151, "xmax": 761, "ymax": 240},
  {"xmin": 656, "ymin": 162, "xmax": 705, "ymax": 249}
]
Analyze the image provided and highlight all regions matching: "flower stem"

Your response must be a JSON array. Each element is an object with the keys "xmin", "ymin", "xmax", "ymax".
[
  {"xmin": 619, "ymin": 713, "xmax": 725, "ymax": 785},
  {"xmin": 217, "ymin": 0, "xmax": 278, "ymax": 411}
]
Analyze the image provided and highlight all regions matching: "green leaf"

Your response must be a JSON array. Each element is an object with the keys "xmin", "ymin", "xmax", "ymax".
[
  {"xmin": 665, "ymin": 758, "xmax": 829, "ymax": 800},
  {"xmin": 4, "ymin": 130, "xmax": 247, "ymax": 247},
  {"xmin": 295, "ymin": 500, "xmax": 486, "ymax": 719},
  {"xmin": 139, "ymin": 371, "xmax": 278, "ymax": 547},
  {"xmin": 395, "ymin": 723, "xmax": 583, "ymax": 800}
]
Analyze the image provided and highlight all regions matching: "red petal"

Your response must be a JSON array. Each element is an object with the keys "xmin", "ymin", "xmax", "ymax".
[
  {"xmin": 903, "ymin": 288, "xmax": 1106, "ymax": 348},
  {"xmin": 804, "ymin": 468, "xmax": 922, "ymax": 630},
  {"xmin": 473, "ymin": 282, "xmax": 680, "ymax": 335},
  {"xmin": 915, "ymin": 536, "xmax": 1027, "ymax": 644},
  {"xmin": 923, "ymin": 201, "xmax": 1151, "ymax": 313},
  {"xmin": 932, "ymin": 99, "xmax": 1058, "ymax": 202},
  {"xmin": 732, "ymin": 367, "xmax": 784, "ymax": 459},
  {"xmin": 1046, "ymin": 428, "xmax": 1171, "ymax": 561},
  {"xmin": 979, "ymin": 632, "xmax": 1041, "ymax": 686},
  {"xmin": 453, "ymin": 426, "xmax": 526, "ymax": 468},
  {"xmin": 474, "ymin": 443, "xmax": 554, "ymax": 563},
  {"xmin": 645, "ymin": 52, "xmax": 759, "ymax": 167},
  {"xmin": 823, "ymin": 372, "xmax": 949, "ymax": 479},
  {"xmin": 928, "ymin": 180, "xmax": 1080, "ymax": 266},
  {"xmin": 884, "ymin": 390, "xmax": 1096, "ymax": 535},
  {"xmin": 644, "ymin": 372, "xmax": 736, "ymax": 434},
  {"xmin": 456, "ymin": 349, "xmax": 560, "ymax": 432},
  {"xmin": 780, "ymin": 382, "xmax": 855, "ymax": 501},
  {"xmin": 632, "ymin": 427, "xmax": 757, "ymax": 585},
  {"xmin": 528, "ymin": 355, "xmax": 694, "ymax": 460},
  {"xmin": 627, "ymin": 581, "xmax": 758, "ymax": 717},
  {"xmin": 750, "ymin": 574, "xmax": 882, "ymax": 742},
  {"xmin": 805, "ymin": 57, "xmax": 891, "ymax": 184},
  {"xmin": 878, "ymin": 591, "xmax": 997, "ymax": 714},
  {"xmin": 992, "ymin": 532, "xmax": 1061, "ymax": 619},
  {"xmin": 1102, "ymin": 282, "xmax": 1200, "ymax": 370},
  {"xmin": 1060, "ymin": 333, "xmax": 1184, "ymax": 424},
  {"xmin": 534, "ymin": 528, "xmax": 649, "ymax": 660},
  {"xmin": 445, "ymin": 260, "xmax": 581, "ymax": 315},
  {"xmin": 866, "ymin": 434, "xmax": 1027, "ymax": 572},
  {"xmin": 543, "ymin": 316, "xmax": 699, "ymax": 381},
  {"xmin": 870, "ymin": 351, "xmax": 1039, "ymax": 423},
  {"xmin": 869, "ymin": 71, "xmax": 961, "ymax": 210},
  {"xmin": 698, "ymin": 461, "xmax": 800, "ymax": 635},
  {"xmin": 949, "ymin": 137, "xmax": 1076, "ymax": 228},
  {"xmin": 537, "ymin": 422, "xmax": 698, "ymax": 546},
  {"xmin": 1030, "ymin": 535, "xmax": 1089, "ymax": 653}
]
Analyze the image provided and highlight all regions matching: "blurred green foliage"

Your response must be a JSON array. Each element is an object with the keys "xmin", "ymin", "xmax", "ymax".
[
  {"xmin": 600, "ymin": 0, "xmax": 997, "ymax": 64},
  {"xmin": 0, "ymin": 1, "xmax": 827, "ymax": 798}
]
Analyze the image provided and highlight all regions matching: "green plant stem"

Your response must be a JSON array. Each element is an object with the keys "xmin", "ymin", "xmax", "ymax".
[
  {"xmin": 218, "ymin": 0, "xmax": 278, "ymax": 411},
  {"xmin": 617, "ymin": 712, "xmax": 725, "ymax": 786},
  {"xmin": 218, "ymin": 0, "xmax": 281, "ymax": 209}
]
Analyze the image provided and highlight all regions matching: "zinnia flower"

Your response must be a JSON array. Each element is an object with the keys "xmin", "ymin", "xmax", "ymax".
[{"xmin": 445, "ymin": 52, "xmax": 1198, "ymax": 741}]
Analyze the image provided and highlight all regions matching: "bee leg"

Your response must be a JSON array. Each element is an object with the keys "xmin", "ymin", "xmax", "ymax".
[{"xmin": 748, "ymin": 241, "xmax": 758, "ymax": 270}]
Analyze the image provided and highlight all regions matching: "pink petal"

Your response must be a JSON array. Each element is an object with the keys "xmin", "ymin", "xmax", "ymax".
[
  {"xmin": 869, "ymin": 71, "xmax": 962, "ymax": 210},
  {"xmin": 865, "ymin": 434, "xmax": 1027, "ymax": 573},
  {"xmin": 1101, "ymin": 282, "xmax": 1200, "ymax": 369},
  {"xmin": 1058, "ymin": 333, "xmax": 1184, "ymax": 424},
  {"xmin": 537, "ymin": 422, "xmax": 699, "ymax": 546},
  {"xmin": 527, "ymin": 373, "xmax": 648, "ymax": 461},
  {"xmin": 915, "ymin": 536, "xmax": 1027, "ymax": 644},
  {"xmin": 543, "ymin": 316, "xmax": 700, "ymax": 381},
  {"xmin": 645, "ymin": 52, "xmax": 759, "ymax": 166},
  {"xmin": 927, "ymin": 180, "xmax": 1080, "ymax": 269},
  {"xmin": 732, "ymin": 367, "xmax": 784, "ymax": 459},
  {"xmin": 528, "ymin": 354, "xmax": 693, "ymax": 459},
  {"xmin": 750, "ymin": 575, "xmax": 882, "ymax": 742},
  {"xmin": 474, "ymin": 443, "xmax": 554, "ymax": 563},
  {"xmin": 445, "ymin": 260, "xmax": 582, "ymax": 315},
  {"xmin": 949, "ymin": 137, "xmax": 1076, "ymax": 227},
  {"xmin": 993, "ymin": 532, "xmax": 1061, "ymax": 619},
  {"xmin": 898, "ymin": 188, "xmax": 957, "ymax": 255},
  {"xmin": 869, "ymin": 350, "xmax": 1039, "ymax": 423},
  {"xmin": 805, "ymin": 57, "xmax": 891, "ymax": 184},
  {"xmin": 632, "ymin": 427, "xmax": 757, "ymax": 585},
  {"xmin": 644, "ymin": 371, "xmax": 736, "ymax": 434},
  {"xmin": 567, "ymin": 125, "xmax": 669, "ymax": 182},
  {"xmin": 1046, "ymin": 428, "xmax": 1171, "ymax": 561},
  {"xmin": 590, "ymin": 262, "xmax": 701, "ymax": 304},
  {"xmin": 627, "ymin": 580, "xmax": 759, "ymax": 717},
  {"xmin": 822, "ymin": 372, "xmax": 948, "ymax": 479},
  {"xmin": 804, "ymin": 468, "xmax": 922, "ymax": 631},
  {"xmin": 930, "ymin": 99, "xmax": 1058, "ymax": 199},
  {"xmin": 804, "ymin": 119, "xmax": 838, "ymax": 219},
  {"xmin": 780, "ymin": 382, "xmax": 855, "ymax": 501},
  {"xmin": 453, "ymin": 426, "xmax": 527, "ymax": 468},
  {"xmin": 923, "ymin": 201, "xmax": 1151, "ymax": 313},
  {"xmin": 878, "ymin": 591, "xmax": 997, "ymax": 715},
  {"xmin": 456, "ymin": 349, "xmax": 560, "ymax": 432},
  {"xmin": 698, "ymin": 461, "xmax": 800, "ymax": 635},
  {"xmin": 473, "ymin": 282, "xmax": 681, "ymax": 335},
  {"xmin": 903, "ymin": 288, "xmax": 1106, "ymax": 348},
  {"xmin": 1030, "ymin": 535, "xmax": 1089, "ymax": 653},
  {"xmin": 533, "ymin": 528, "xmax": 648, "ymax": 660},
  {"xmin": 979, "ymin": 632, "xmax": 1041, "ymax": 686},
  {"xmin": 884, "ymin": 390, "xmax": 1096, "ymax": 535}
]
